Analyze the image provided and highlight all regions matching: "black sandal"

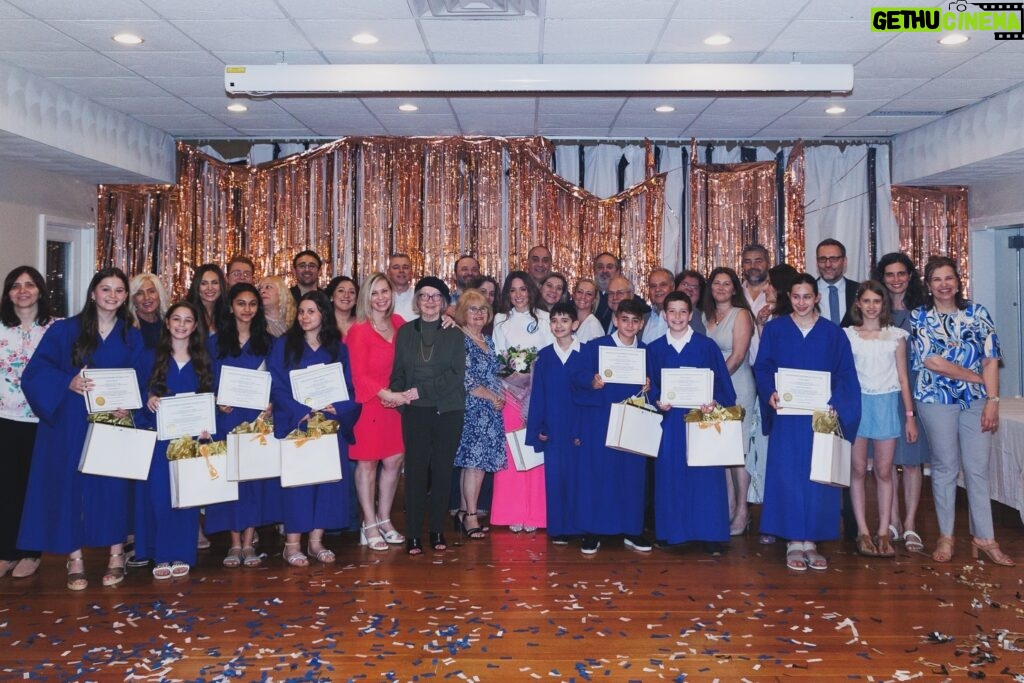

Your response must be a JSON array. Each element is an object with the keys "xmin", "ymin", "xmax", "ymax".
[
  {"xmin": 430, "ymin": 532, "xmax": 447, "ymax": 551},
  {"xmin": 461, "ymin": 512, "xmax": 486, "ymax": 539},
  {"xmin": 406, "ymin": 538, "xmax": 423, "ymax": 556}
]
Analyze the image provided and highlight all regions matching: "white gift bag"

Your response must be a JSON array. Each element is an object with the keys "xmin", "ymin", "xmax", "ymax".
[
  {"xmin": 685, "ymin": 420, "xmax": 745, "ymax": 467},
  {"xmin": 227, "ymin": 432, "xmax": 281, "ymax": 481},
  {"xmin": 505, "ymin": 428, "xmax": 544, "ymax": 471},
  {"xmin": 169, "ymin": 453, "xmax": 239, "ymax": 508},
  {"xmin": 605, "ymin": 402, "xmax": 663, "ymax": 458},
  {"xmin": 279, "ymin": 434, "xmax": 342, "ymax": 488},
  {"xmin": 78, "ymin": 422, "xmax": 156, "ymax": 480},
  {"xmin": 809, "ymin": 431, "xmax": 852, "ymax": 487}
]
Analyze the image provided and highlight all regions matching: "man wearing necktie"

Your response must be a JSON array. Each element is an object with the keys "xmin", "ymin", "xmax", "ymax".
[
  {"xmin": 815, "ymin": 239, "xmax": 858, "ymax": 328},
  {"xmin": 814, "ymin": 238, "xmax": 860, "ymax": 542}
]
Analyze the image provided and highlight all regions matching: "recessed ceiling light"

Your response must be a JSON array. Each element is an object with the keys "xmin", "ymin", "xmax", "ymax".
[
  {"xmin": 825, "ymin": 105, "xmax": 846, "ymax": 114},
  {"xmin": 351, "ymin": 33, "xmax": 379, "ymax": 45},
  {"xmin": 398, "ymin": 103, "xmax": 419, "ymax": 112},
  {"xmin": 654, "ymin": 105, "xmax": 675, "ymax": 113},
  {"xmin": 703, "ymin": 33, "xmax": 732, "ymax": 46},
  {"xmin": 939, "ymin": 33, "xmax": 969, "ymax": 45},
  {"xmin": 226, "ymin": 103, "xmax": 248, "ymax": 113},
  {"xmin": 112, "ymin": 33, "xmax": 143, "ymax": 45}
]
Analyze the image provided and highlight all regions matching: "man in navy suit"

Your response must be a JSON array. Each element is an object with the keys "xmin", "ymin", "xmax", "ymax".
[{"xmin": 815, "ymin": 238, "xmax": 858, "ymax": 328}]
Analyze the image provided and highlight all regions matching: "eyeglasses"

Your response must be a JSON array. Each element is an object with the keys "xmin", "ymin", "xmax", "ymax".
[
  {"xmin": 229, "ymin": 270, "xmax": 253, "ymax": 280},
  {"xmin": 295, "ymin": 263, "xmax": 320, "ymax": 270},
  {"xmin": 467, "ymin": 306, "xmax": 487, "ymax": 313},
  {"xmin": 418, "ymin": 293, "xmax": 443, "ymax": 302},
  {"xmin": 816, "ymin": 255, "xmax": 844, "ymax": 265}
]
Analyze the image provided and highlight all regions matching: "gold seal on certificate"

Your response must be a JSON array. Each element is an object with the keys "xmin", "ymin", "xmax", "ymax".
[
  {"xmin": 95, "ymin": 396, "xmax": 106, "ymax": 407},
  {"xmin": 82, "ymin": 368, "xmax": 143, "ymax": 414},
  {"xmin": 667, "ymin": 391, "xmax": 676, "ymax": 400},
  {"xmin": 604, "ymin": 369, "xmax": 613, "ymax": 378},
  {"xmin": 783, "ymin": 392, "xmax": 793, "ymax": 402}
]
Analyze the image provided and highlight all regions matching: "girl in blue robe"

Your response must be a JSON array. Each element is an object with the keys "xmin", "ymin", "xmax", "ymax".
[
  {"xmin": 205, "ymin": 283, "xmax": 282, "ymax": 568},
  {"xmin": 134, "ymin": 301, "xmax": 214, "ymax": 579},
  {"xmin": 525, "ymin": 302, "xmax": 583, "ymax": 542},
  {"xmin": 569, "ymin": 299, "xmax": 650, "ymax": 554},
  {"xmin": 753, "ymin": 274, "xmax": 861, "ymax": 571},
  {"xmin": 647, "ymin": 292, "xmax": 737, "ymax": 547},
  {"xmin": 268, "ymin": 291, "xmax": 359, "ymax": 567},
  {"xmin": 19, "ymin": 267, "xmax": 144, "ymax": 590}
]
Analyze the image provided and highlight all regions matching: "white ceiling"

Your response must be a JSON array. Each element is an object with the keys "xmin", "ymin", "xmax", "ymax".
[{"xmin": 1, "ymin": 0, "xmax": 1023, "ymax": 181}]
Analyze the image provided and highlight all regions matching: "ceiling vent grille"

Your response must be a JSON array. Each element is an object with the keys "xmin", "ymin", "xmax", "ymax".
[
  {"xmin": 868, "ymin": 110, "xmax": 948, "ymax": 117},
  {"xmin": 410, "ymin": 0, "xmax": 539, "ymax": 18}
]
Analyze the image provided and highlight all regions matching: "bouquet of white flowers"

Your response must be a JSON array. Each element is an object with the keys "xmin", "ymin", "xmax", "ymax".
[{"xmin": 498, "ymin": 346, "xmax": 538, "ymax": 422}]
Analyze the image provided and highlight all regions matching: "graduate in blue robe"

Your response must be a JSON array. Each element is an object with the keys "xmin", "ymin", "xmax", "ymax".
[
  {"xmin": 268, "ymin": 291, "xmax": 359, "ymax": 566},
  {"xmin": 753, "ymin": 274, "xmax": 861, "ymax": 571},
  {"xmin": 18, "ymin": 267, "xmax": 144, "ymax": 589},
  {"xmin": 204, "ymin": 283, "xmax": 282, "ymax": 568},
  {"xmin": 647, "ymin": 291, "xmax": 737, "ymax": 546},
  {"xmin": 134, "ymin": 301, "xmax": 216, "ymax": 578},
  {"xmin": 525, "ymin": 302, "xmax": 583, "ymax": 541},
  {"xmin": 569, "ymin": 300, "xmax": 651, "ymax": 553}
]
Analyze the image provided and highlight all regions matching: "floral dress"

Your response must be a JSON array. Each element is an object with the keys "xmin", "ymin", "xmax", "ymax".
[{"xmin": 454, "ymin": 335, "xmax": 506, "ymax": 472}]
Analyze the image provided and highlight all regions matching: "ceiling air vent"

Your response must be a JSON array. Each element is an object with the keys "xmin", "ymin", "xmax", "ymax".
[
  {"xmin": 868, "ymin": 110, "xmax": 949, "ymax": 117},
  {"xmin": 410, "ymin": 0, "xmax": 539, "ymax": 18}
]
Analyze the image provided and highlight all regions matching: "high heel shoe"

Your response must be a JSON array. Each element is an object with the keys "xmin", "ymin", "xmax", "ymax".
[
  {"xmin": 729, "ymin": 517, "xmax": 750, "ymax": 537},
  {"xmin": 459, "ymin": 511, "xmax": 486, "ymax": 539},
  {"xmin": 971, "ymin": 538, "xmax": 1015, "ymax": 566},
  {"xmin": 430, "ymin": 532, "xmax": 447, "ymax": 551},
  {"xmin": 359, "ymin": 522, "xmax": 389, "ymax": 551},
  {"xmin": 406, "ymin": 538, "xmax": 423, "ymax": 556},
  {"xmin": 932, "ymin": 535, "xmax": 954, "ymax": 563},
  {"xmin": 376, "ymin": 517, "xmax": 404, "ymax": 544}
]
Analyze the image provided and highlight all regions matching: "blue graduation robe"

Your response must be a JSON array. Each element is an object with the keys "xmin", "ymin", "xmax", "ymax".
[
  {"xmin": 646, "ymin": 332, "xmax": 737, "ymax": 543},
  {"xmin": 569, "ymin": 335, "xmax": 648, "ymax": 535},
  {"xmin": 18, "ymin": 317, "xmax": 144, "ymax": 554},
  {"xmin": 268, "ymin": 338, "xmax": 359, "ymax": 533},
  {"xmin": 204, "ymin": 335, "xmax": 282, "ymax": 534},
  {"xmin": 133, "ymin": 353, "xmax": 206, "ymax": 567},
  {"xmin": 525, "ymin": 343, "xmax": 582, "ymax": 538},
  {"xmin": 753, "ymin": 316, "xmax": 861, "ymax": 541}
]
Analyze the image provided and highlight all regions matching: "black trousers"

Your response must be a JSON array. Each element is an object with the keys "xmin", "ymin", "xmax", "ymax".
[
  {"xmin": 401, "ymin": 407, "xmax": 465, "ymax": 538},
  {"xmin": 0, "ymin": 418, "xmax": 42, "ymax": 561}
]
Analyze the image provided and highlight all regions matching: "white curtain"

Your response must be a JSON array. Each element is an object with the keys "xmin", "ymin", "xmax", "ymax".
[
  {"xmin": 583, "ymin": 144, "xmax": 626, "ymax": 198},
  {"xmin": 657, "ymin": 144, "xmax": 685, "ymax": 273},
  {"xmin": 804, "ymin": 145, "xmax": 872, "ymax": 281},
  {"xmin": 553, "ymin": 144, "xmax": 580, "ymax": 186},
  {"xmin": 621, "ymin": 144, "xmax": 646, "ymax": 189},
  {"xmin": 874, "ymin": 145, "xmax": 900, "ymax": 266}
]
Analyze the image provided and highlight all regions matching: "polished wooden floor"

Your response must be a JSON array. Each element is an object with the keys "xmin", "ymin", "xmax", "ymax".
[{"xmin": 1, "ymin": 493, "xmax": 1021, "ymax": 682}]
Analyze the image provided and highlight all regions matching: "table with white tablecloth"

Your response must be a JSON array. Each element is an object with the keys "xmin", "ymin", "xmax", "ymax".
[{"xmin": 989, "ymin": 397, "xmax": 1024, "ymax": 523}]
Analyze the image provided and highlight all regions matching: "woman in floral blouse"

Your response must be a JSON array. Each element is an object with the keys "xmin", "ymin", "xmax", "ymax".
[{"xmin": 0, "ymin": 266, "xmax": 56, "ymax": 579}]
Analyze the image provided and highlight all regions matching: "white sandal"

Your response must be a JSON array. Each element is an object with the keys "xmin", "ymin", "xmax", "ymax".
[
  {"xmin": 376, "ymin": 517, "xmax": 405, "ymax": 544},
  {"xmin": 360, "ymin": 522, "xmax": 389, "ymax": 551}
]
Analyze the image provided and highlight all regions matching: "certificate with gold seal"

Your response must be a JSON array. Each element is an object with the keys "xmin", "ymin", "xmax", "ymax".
[
  {"xmin": 156, "ymin": 392, "xmax": 217, "ymax": 440},
  {"xmin": 598, "ymin": 347, "xmax": 646, "ymax": 385},
  {"xmin": 82, "ymin": 368, "xmax": 142, "ymax": 414},
  {"xmin": 660, "ymin": 368, "xmax": 713, "ymax": 408},
  {"xmin": 289, "ymin": 362, "xmax": 349, "ymax": 410},
  {"xmin": 775, "ymin": 368, "xmax": 831, "ymax": 415},
  {"xmin": 217, "ymin": 365, "xmax": 271, "ymax": 410}
]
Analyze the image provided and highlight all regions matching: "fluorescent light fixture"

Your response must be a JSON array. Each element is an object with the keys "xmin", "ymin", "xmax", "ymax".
[
  {"xmin": 654, "ymin": 105, "xmax": 675, "ymax": 113},
  {"xmin": 825, "ymin": 105, "xmax": 846, "ymax": 114},
  {"xmin": 398, "ymin": 103, "xmax": 419, "ymax": 112},
  {"xmin": 939, "ymin": 33, "xmax": 969, "ymax": 45},
  {"xmin": 226, "ymin": 103, "xmax": 248, "ymax": 112},
  {"xmin": 113, "ymin": 33, "xmax": 143, "ymax": 45},
  {"xmin": 225, "ymin": 64, "xmax": 854, "ymax": 95},
  {"xmin": 351, "ymin": 33, "xmax": 379, "ymax": 44},
  {"xmin": 703, "ymin": 33, "xmax": 732, "ymax": 46}
]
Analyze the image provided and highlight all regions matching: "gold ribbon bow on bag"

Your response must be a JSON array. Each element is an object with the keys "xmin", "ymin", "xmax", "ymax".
[
  {"xmin": 284, "ymin": 412, "xmax": 339, "ymax": 448},
  {"xmin": 683, "ymin": 403, "xmax": 745, "ymax": 434},
  {"xmin": 166, "ymin": 436, "xmax": 227, "ymax": 479},
  {"xmin": 230, "ymin": 413, "xmax": 275, "ymax": 446}
]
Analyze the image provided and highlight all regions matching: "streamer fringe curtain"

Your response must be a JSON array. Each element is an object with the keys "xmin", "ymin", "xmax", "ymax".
[
  {"xmin": 689, "ymin": 144, "xmax": 781, "ymax": 276},
  {"xmin": 890, "ymin": 185, "xmax": 969, "ymax": 292},
  {"xmin": 97, "ymin": 137, "xmax": 663, "ymax": 299}
]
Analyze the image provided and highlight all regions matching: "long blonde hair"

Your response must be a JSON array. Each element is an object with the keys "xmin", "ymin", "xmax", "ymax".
[
  {"xmin": 355, "ymin": 272, "xmax": 394, "ymax": 322},
  {"xmin": 258, "ymin": 275, "xmax": 296, "ymax": 328}
]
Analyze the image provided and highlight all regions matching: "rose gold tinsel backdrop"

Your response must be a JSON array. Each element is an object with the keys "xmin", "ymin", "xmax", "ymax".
[
  {"xmin": 890, "ymin": 185, "xmax": 969, "ymax": 292},
  {"xmin": 97, "ymin": 137, "xmax": 665, "ymax": 299},
  {"xmin": 688, "ymin": 142, "xmax": 805, "ymax": 275}
]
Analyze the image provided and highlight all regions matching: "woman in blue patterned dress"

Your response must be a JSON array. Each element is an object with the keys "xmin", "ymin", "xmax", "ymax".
[
  {"xmin": 453, "ymin": 289, "xmax": 506, "ymax": 538},
  {"xmin": 911, "ymin": 256, "xmax": 1012, "ymax": 566}
]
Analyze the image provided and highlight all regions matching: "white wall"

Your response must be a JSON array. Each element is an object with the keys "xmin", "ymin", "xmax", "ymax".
[{"xmin": 0, "ymin": 160, "xmax": 96, "ymax": 277}]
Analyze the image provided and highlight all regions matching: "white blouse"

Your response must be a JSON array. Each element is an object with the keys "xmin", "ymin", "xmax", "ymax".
[
  {"xmin": 492, "ymin": 308, "xmax": 553, "ymax": 354},
  {"xmin": 845, "ymin": 325, "xmax": 908, "ymax": 395}
]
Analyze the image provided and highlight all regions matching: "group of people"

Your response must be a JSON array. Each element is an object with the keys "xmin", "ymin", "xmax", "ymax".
[{"xmin": 0, "ymin": 239, "xmax": 1013, "ymax": 591}]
